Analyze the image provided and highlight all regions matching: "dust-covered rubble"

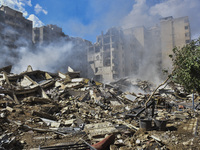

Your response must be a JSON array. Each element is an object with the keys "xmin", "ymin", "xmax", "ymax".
[{"xmin": 0, "ymin": 65, "xmax": 200, "ymax": 150}]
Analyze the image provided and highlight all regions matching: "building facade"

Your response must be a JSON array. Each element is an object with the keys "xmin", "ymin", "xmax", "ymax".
[
  {"xmin": 88, "ymin": 16, "xmax": 191, "ymax": 82},
  {"xmin": 69, "ymin": 37, "xmax": 92, "ymax": 77},
  {"xmin": 160, "ymin": 16, "xmax": 191, "ymax": 72},
  {"xmin": 0, "ymin": 5, "xmax": 32, "ymax": 47},
  {"xmin": 33, "ymin": 24, "xmax": 92, "ymax": 77},
  {"xmin": 88, "ymin": 27, "xmax": 142, "ymax": 81},
  {"xmin": 88, "ymin": 28, "xmax": 123, "ymax": 81},
  {"xmin": 33, "ymin": 24, "xmax": 66, "ymax": 45}
]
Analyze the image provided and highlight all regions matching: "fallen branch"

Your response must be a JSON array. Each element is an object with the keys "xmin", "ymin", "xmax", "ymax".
[{"xmin": 145, "ymin": 76, "xmax": 171, "ymax": 108}]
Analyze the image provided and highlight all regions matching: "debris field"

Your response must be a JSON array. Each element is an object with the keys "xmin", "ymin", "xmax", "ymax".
[{"xmin": 0, "ymin": 65, "xmax": 200, "ymax": 150}]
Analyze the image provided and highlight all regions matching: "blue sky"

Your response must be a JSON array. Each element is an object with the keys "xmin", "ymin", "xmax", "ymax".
[{"xmin": 0, "ymin": 0, "xmax": 200, "ymax": 42}]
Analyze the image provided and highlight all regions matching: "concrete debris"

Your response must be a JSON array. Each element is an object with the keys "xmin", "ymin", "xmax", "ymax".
[{"xmin": 0, "ymin": 65, "xmax": 200, "ymax": 149}]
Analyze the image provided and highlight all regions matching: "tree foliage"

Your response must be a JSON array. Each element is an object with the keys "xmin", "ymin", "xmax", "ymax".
[{"xmin": 170, "ymin": 38, "xmax": 200, "ymax": 93}]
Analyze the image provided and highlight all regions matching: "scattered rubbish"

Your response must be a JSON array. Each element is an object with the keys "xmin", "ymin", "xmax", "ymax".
[{"xmin": 0, "ymin": 65, "xmax": 200, "ymax": 149}]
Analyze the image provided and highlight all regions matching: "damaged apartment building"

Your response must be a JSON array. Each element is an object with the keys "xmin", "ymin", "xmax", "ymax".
[
  {"xmin": 0, "ymin": 5, "xmax": 191, "ymax": 82},
  {"xmin": 88, "ymin": 27, "xmax": 161, "ymax": 82},
  {"xmin": 33, "ymin": 24, "xmax": 92, "ymax": 77},
  {"xmin": 87, "ymin": 27, "xmax": 137, "ymax": 82},
  {"xmin": 0, "ymin": 5, "xmax": 32, "ymax": 48},
  {"xmin": 0, "ymin": 5, "xmax": 92, "ymax": 77},
  {"xmin": 88, "ymin": 16, "xmax": 191, "ymax": 81},
  {"xmin": 32, "ymin": 24, "xmax": 66, "ymax": 45}
]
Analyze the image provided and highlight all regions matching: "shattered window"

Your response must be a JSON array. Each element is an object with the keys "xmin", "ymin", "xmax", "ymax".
[
  {"xmin": 186, "ymin": 40, "xmax": 190, "ymax": 43},
  {"xmin": 95, "ymin": 75, "xmax": 102, "ymax": 80},
  {"xmin": 96, "ymin": 55, "xmax": 100, "ymax": 60},
  {"xmin": 104, "ymin": 37, "xmax": 110, "ymax": 44},
  {"xmin": 185, "ymin": 26, "xmax": 189, "ymax": 30},
  {"xmin": 89, "ymin": 47, "xmax": 94, "ymax": 52},
  {"xmin": 185, "ymin": 32, "xmax": 190, "ymax": 37},
  {"xmin": 112, "ymin": 36, "xmax": 119, "ymax": 42},
  {"xmin": 112, "ymin": 43, "xmax": 115, "ymax": 48},
  {"xmin": 95, "ymin": 68, "xmax": 98, "ymax": 73},
  {"xmin": 104, "ymin": 58, "xmax": 111, "ymax": 66},
  {"xmin": 103, "ymin": 51, "xmax": 110, "ymax": 58},
  {"xmin": 95, "ymin": 46, "xmax": 100, "ymax": 52},
  {"xmin": 89, "ymin": 61, "xmax": 93, "ymax": 64},
  {"xmin": 104, "ymin": 45, "xmax": 110, "ymax": 51}
]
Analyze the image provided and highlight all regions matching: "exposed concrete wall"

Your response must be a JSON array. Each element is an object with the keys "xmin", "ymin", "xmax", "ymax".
[
  {"xmin": 88, "ymin": 27, "xmax": 143, "ymax": 82},
  {"xmin": 89, "ymin": 16, "xmax": 191, "ymax": 82},
  {"xmin": 160, "ymin": 16, "xmax": 191, "ymax": 72},
  {"xmin": 0, "ymin": 5, "xmax": 32, "ymax": 47},
  {"xmin": 33, "ymin": 25, "xmax": 65, "ymax": 45}
]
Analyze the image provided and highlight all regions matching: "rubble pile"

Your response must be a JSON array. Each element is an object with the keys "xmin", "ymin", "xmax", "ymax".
[
  {"xmin": 109, "ymin": 77, "xmax": 154, "ymax": 93},
  {"xmin": 0, "ymin": 65, "xmax": 200, "ymax": 150}
]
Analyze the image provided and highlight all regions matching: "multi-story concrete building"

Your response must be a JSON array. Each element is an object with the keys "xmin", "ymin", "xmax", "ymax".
[
  {"xmin": 124, "ymin": 26, "xmax": 162, "ymax": 78},
  {"xmin": 88, "ymin": 27, "xmax": 123, "ymax": 81},
  {"xmin": 160, "ymin": 16, "xmax": 191, "ymax": 72},
  {"xmin": 122, "ymin": 27, "xmax": 145, "ymax": 76},
  {"xmin": 0, "ymin": 5, "xmax": 32, "ymax": 47},
  {"xmin": 0, "ymin": 9, "xmax": 5, "ymax": 41},
  {"xmin": 88, "ymin": 27, "xmax": 142, "ymax": 81},
  {"xmin": 88, "ymin": 16, "xmax": 191, "ymax": 82},
  {"xmin": 69, "ymin": 37, "xmax": 92, "ymax": 77},
  {"xmin": 32, "ymin": 24, "xmax": 66, "ymax": 45},
  {"xmin": 32, "ymin": 24, "xmax": 92, "ymax": 77}
]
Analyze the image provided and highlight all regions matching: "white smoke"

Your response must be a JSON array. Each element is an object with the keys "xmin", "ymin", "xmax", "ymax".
[
  {"xmin": 122, "ymin": 0, "xmax": 159, "ymax": 29},
  {"xmin": 0, "ymin": 34, "xmax": 89, "ymax": 75},
  {"xmin": 1, "ymin": 0, "xmax": 200, "ymax": 82},
  {"xmin": 12, "ymin": 40, "xmax": 74, "ymax": 73},
  {"xmin": 0, "ymin": 24, "xmax": 89, "ymax": 74},
  {"xmin": 122, "ymin": 0, "xmax": 200, "ymax": 39},
  {"xmin": 118, "ymin": 0, "xmax": 200, "ymax": 84}
]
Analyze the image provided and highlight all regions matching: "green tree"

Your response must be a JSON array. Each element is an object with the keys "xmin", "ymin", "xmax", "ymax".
[{"xmin": 170, "ymin": 38, "xmax": 200, "ymax": 93}]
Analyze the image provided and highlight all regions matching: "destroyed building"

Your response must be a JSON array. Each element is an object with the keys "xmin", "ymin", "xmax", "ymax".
[
  {"xmin": 87, "ymin": 27, "xmax": 142, "ymax": 82},
  {"xmin": 0, "ymin": 5, "xmax": 199, "ymax": 149},
  {"xmin": 0, "ymin": 5, "xmax": 92, "ymax": 78},
  {"xmin": 0, "ymin": 5, "xmax": 33, "ymax": 48},
  {"xmin": 32, "ymin": 24, "xmax": 67, "ymax": 45},
  {"xmin": 62, "ymin": 37, "xmax": 92, "ymax": 78},
  {"xmin": 88, "ymin": 16, "xmax": 191, "ymax": 82},
  {"xmin": 0, "ymin": 5, "xmax": 192, "ymax": 82},
  {"xmin": 32, "ymin": 26, "xmax": 92, "ymax": 78},
  {"xmin": 32, "ymin": 24, "xmax": 92, "ymax": 78},
  {"xmin": 0, "ymin": 65, "xmax": 200, "ymax": 150},
  {"xmin": 123, "ymin": 26, "xmax": 162, "ymax": 77}
]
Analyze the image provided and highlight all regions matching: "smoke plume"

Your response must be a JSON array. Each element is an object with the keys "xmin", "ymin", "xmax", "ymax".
[
  {"xmin": 12, "ymin": 41, "xmax": 74, "ymax": 73},
  {"xmin": 0, "ymin": 25, "xmax": 89, "ymax": 76},
  {"xmin": 1, "ymin": 0, "xmax": 200, "ymax": 84},
  {"xmin": 122, "ymin": 0, "xmax": 200, "ymax": 39}
]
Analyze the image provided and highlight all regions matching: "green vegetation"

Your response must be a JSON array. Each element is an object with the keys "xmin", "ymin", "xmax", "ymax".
[{"xmin": 170, "ymin": 38, "xmax": 200, "ymax": 93}]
